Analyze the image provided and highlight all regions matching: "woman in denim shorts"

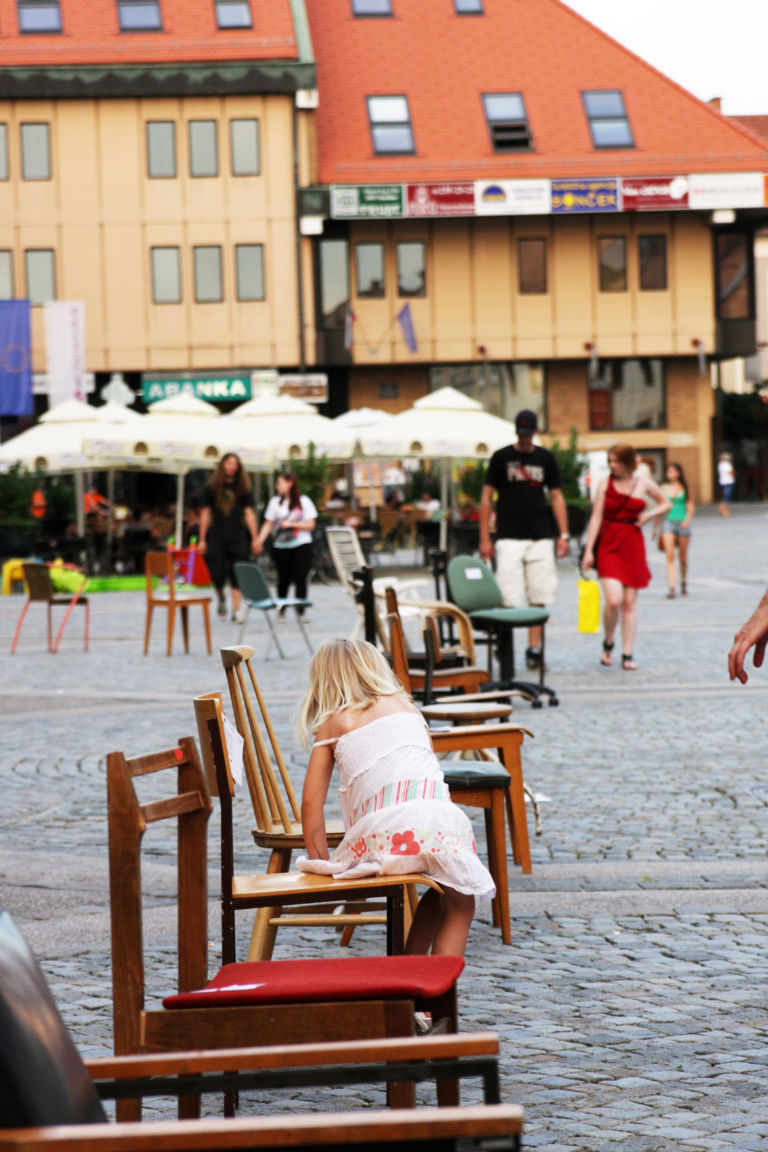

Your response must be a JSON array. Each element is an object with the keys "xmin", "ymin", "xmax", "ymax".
[{"xmin": 654, "ymin": 462, "xmax": 694, "ymax": 598}]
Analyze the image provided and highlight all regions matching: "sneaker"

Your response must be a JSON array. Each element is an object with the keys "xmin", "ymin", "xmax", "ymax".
[{"xmin": 525, "ymin": 647, "xmax": 542, "ymax": 671}]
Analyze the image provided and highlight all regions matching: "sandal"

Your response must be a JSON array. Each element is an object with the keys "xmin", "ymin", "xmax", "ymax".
[
  {"xmin": 666, "ymin": 589, "xmax": 676, "ymax": 599},
  {"xmin": 621, "ymin": 654, "xmax": 638, "ymax": 671},
  {"xmin": 600, "ymin": 639, "xmax": 614, "ymax": 667}
]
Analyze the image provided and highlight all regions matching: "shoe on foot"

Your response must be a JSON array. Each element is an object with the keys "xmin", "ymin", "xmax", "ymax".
[
  {"xmin": 666, "ymin": 589, "xmax": 676, "ymax": 599},
  {"xmin": 217, "ymin": 597, "xmax": 227, "ymax": 620},
  {"xmin": 600, "ymin": 640, "xmax": 614, "ymax": 667},
  {"xmin": 525, "ymin": 646, "xmax": 542, "ymax": 671},
  {"xmin": 681, "ymin": 583, "xmax": 687, "ymax": 596},
  {"xmin": 621, "ymin": 654, "xmax": 638, "ymax": 671},
  {"xmin": 231, "ymin": 611, "xmax": 246, "ymax": 625}
]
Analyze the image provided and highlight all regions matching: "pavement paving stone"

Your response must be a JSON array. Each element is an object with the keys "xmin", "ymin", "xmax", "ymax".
[{"xmin": 3, "ymin": 504, "xmax": 768, "ymax": 1145}]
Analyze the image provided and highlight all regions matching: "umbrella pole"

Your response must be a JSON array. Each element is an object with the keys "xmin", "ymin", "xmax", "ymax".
[
  {"xmin": 106, "ymin": 469, "xmax": 115, "ymax": 572},
  {"xmin": 175, "ymin": 473, "xmax": 184, "ymax": 547},
  {"xmin": 439, "ymin": 459, "xmax": 448, "ymax": 552},
  {"xmin": 74, "ymin": 472, "xmax": 85, "ymax": 537}
]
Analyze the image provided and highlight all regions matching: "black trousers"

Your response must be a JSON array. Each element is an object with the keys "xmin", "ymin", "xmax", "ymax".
[{"xmin": 273, "ymin": 543, "xmax": 313, "ymax": 606}]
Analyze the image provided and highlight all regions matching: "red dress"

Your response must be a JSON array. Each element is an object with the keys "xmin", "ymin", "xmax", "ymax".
[{"xmin": 597, "ymin": 478, "xmax": 651, "ymax": 589}]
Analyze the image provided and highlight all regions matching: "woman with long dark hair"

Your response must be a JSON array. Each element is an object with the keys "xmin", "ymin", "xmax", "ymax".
[
  {"xmin": 255, "ymin": 471, "xmax": 317, "ymax": 616},
  {"xmin": 582, "ymin": 443, "xmax": 670, "ymax": 670},
  {"xmin": 198, "ymin": 453, "xmax": 259, "ymax": 621},
  {"xmin": 653, "ymin": 462, "xmax": 695, "ymax": 598}
]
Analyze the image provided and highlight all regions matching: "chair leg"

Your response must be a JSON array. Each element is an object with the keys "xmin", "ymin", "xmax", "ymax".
[
  {"xmin": 51, "ymin": 594, "xmax": 85, "ymax": 655},
  {"xmin": 166, "ymin": 604, "xmax": 176, "ymax": 656},
  {"xmin": 246, "ymin": 847, "xmax": 292, "ymax": 961},
  {"xmin": 84, "ymin": 601, "xmax": 89, "ymax": 652},
  {"xmin": 10, "ymin": 598, "xmax": 31, "ymax": 654},
  {"xmin": 144, "ymin": 605, "xmax": 153, "ymax": 655},
  {"xmin": 236, "ymin": 604, "xmax": 251, "ymax": 644},
  {"xmin": 498, "ymin": 736, "xmax": 531, "ymax": 873},
  {"xmin": 263, "ymin": 610, "xmax": 286, "ymax": 660},
  {"xmin": 180, "ymin": 605, "xmax": 190, "ymax": 653},
  {"xmin": 47, "ymin": 603, "xmax": 53, "ymax": 652},
  {"xmin": 489, "ymin": 792, "xmax": 511, "ymax": 945},
  {"xmin": 201, "ymin": 602, "xmax": 212, "ymax": 654},
  {"xmin": 296, "ymin": 614, "xmax": 314, "ymax": 655}
]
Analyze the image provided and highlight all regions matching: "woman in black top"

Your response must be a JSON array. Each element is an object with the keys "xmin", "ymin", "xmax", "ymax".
[{"xmin": 198, "ymin": 453, "xmax": 259, "ymax": 621}]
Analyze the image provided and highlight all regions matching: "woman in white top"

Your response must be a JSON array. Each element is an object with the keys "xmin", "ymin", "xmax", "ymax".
[{"xmin": 254, "ymin": 472, "xmax": 317, "ymax": 615}]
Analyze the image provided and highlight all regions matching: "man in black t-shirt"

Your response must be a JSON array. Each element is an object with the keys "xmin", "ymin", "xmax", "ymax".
[{"xmin": 479, "ymin": 409, "xmax": 570, "ymax": 669}]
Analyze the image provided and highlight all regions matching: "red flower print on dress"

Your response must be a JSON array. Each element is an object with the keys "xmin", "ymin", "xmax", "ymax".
[
  {"xmin": 351, "ymin": 838, "xmax": 368, "ymax": 858},
  {"xmin": 391, "ymin": 830, "xmax": 420, "ymax": 855}
]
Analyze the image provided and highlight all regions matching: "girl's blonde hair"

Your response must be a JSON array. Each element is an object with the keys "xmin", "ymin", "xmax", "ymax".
[{"xmin": 297, "ymin": 638, "xmax": 408, "ymax": 744}]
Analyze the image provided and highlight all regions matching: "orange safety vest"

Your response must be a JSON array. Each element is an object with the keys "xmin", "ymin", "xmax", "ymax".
[{"xmin": 30, "ymin": 488, "xmax": 46, "ymax": 519}]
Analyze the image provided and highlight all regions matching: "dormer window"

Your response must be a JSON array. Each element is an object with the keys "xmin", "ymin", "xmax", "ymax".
[
  {"xmin": 352, "ymin": 0, "xmax": 392, "ymax": 14},
  {"xmin": 215, "ymin": 0, "xmax": 251, "ymax": 27},
  {"xmin": 18, "ymin": 0, "xmax": 62, "ymax": 32},
  {"xmin": 455, "ymin": 0, "xmax": 483, "ymax": 11},
  {"xmin": 583, "ymin": 90, "xmax": 634, "ymax": 148},
  {"xmin": 367, "ymin": 96, "xmax": 415, "ymax": 154},
  {"xmin": 117, "ymin": 0, "xmax": 162, "ymax": 30},
  {"xmin": 483, "ymin": 93, "xmax": 532, "ymax": 152}
]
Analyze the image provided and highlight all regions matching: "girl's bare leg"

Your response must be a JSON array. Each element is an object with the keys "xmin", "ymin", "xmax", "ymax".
[
  {"xmin": 663, "ymin": 534, "xmax": 676, "ymax": 594},
  {"xmin": 621, "ymin": 586, "xmax": 638, "ymax": 665},
  {"xmin": 405, "ymin": 887, "xmax": 475, "ymax": 957},
  {"xmin": 678, "ymin": 536, "xmax": 689, "ymax": 592}
]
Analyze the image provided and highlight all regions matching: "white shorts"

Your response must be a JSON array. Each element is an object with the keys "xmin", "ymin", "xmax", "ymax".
[{"xmin": 495, "ymin": 538, "xmax": 558, "ymax": 607}]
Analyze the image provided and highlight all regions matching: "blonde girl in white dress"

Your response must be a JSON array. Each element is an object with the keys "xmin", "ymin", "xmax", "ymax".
[{"xmin": 296, "ymin": 639, "xmax": 495, "ymax": 957}]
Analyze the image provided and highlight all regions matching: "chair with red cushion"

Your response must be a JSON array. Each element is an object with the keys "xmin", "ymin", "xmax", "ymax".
[{"xmin": 107, "ymin": 735, "xmax": 464, "ymax": 1121}]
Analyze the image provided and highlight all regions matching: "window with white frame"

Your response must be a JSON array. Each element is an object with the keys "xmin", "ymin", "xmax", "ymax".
[
  {"xmin": 117, "ymin": 0, "xmax": 162, "ymax": 30},
  {"xmin": 146, "ymin": 121, "xmax": 176, "ymax": 178},
  {"xmin": 18, "ymin": 0, "xmax": 62, "ymax": 31},
  {"xmin": 230, "ymin": 119, "xmax": 259, "ymax": 175},
  {"xmin": 215, "ymin": 0, "xmax": 251, "ymax": 27},
  {"xmin": 235, "ymin": 244, "xmax": 265, "ymax": 300},
  {"xmin": 189, "ymin": 121, "xmax": 218, "ymax": 177},
  {"xmin": 367, "ymin": 95, "xmax": 414, "ymax": 155},
  {"xmin": 0, "ymin": 251, "xmax": 13, "ymax": 298},
  {"xmin": 151, "ymin": 247, "xmax": 181, "ymax": 304},
  {"xmin": 194, "ymin": 246, "xmax": 223, "ymax": 302},
  {"xmin": 25, "ymin": 249, "xmax": 55, "ymax": 304},
  {"xmin": 21, "ymin": 123, "xmax": 50, "ymax": 180},
  {"xmin": 397, "ymin": 241, "xmax": 425, "ymax": 297}
]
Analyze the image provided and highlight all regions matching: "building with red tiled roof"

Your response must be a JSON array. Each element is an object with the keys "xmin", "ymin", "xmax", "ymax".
[{"xmin": 303, "ymin": 0, "xmax": 768, "ymax": 499}]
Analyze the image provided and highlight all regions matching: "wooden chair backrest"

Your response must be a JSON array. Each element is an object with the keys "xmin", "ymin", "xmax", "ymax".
[
  {"xmin": 106, "ymin": 737, "xmax": 212, "ymax": 1057},
  {"xmin": 377, "ymin": 508, "xmax": 401, "ymax": 539},
  {"xmin": 21, "ymin": 562, "xmax": 53, "ymax": 603},
  {"xmin": 144, "ymin": 552, "xmax": 178, "ymax": 603},
  {"xmin": 220, "ymin": 644, "xmax": 300, "ymax": 835},
  {"xmin": 387, "ymin": 613, "xmax": 413, "ymax": 695}
]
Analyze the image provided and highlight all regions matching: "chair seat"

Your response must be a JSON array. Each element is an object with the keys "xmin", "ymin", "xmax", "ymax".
[
  {"xmin": 468, "ymin": 607, "xmax": 549, "ymax": 627},
  {"xmin": 441, "ymin": 762, "xmax": 512, "ymax": 790},
  {"xmin": 163, "ymin": 955, "xmax": 464, "ymax": 1009}
]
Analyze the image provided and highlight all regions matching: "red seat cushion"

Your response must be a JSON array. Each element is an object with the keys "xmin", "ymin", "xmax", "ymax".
[{"xmin": 163, "ymin": 955, "xmax": 464, "ymax": 1009}]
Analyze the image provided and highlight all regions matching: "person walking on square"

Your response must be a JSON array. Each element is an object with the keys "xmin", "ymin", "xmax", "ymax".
[
  {"xmin": 582, "ymin": 443, "xmax": 670, "ymax": 670},
  {"xmin": 296, "ymin": 638, "xmax": 495, "ymax": 957},
  {"xmin": 718, "ymin": 452, "xmax": 735, "ymax": 516},
  {"xmin": 653, "ymin": 462, "xmax": 694, "ymax": 598},
  {"xmin": 479, "ymin": 409, "xmax": 569, "ymax": 671},
  {"xmin": 254, "ymin": 471, "xmax": 317, "ymax": 617},
  {"xmin": 198, "ymin": 452, "xmax": 259, "ymax": 622}
]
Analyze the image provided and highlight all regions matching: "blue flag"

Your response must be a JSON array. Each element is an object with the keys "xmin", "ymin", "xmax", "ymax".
[
  {"xmin": 0, "ymin": 301, "xmax": 33, "ymax": 416},
  {"xmin": 397, "ymin": 302, "xmax": 418, "ymax": 353}
]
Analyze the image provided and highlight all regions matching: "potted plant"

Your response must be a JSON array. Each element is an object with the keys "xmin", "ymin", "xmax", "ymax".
[{"xmin": 549, "ymin": 428, "xmax": 590, "ymax": 539}]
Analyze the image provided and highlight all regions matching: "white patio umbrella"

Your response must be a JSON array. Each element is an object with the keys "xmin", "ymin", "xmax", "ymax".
[
  {"xmin": 223, "ymin": 394, "xmax": 357, "ymax": 463},
  {"xmin": 358, "ymin": 387, "xmax": 517, "ymax": 548},
  {"xmin": 332, "ymin": 407, "xmax": 396, "ymax": 516}
]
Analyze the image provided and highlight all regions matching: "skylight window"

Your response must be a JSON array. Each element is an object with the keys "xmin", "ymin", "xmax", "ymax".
[
  {"xmin": 215, "ymin": 0, "xmax": 251, "ymax": 27},
  {"xmin": 455, "ymin": 0, "xmax": 483, "ymax": 11},
  {"xmin": 367, "ymin": 96, "xmax": 414, "ymax": 155},
  {"xmin": 583, "ymin": 90, "xmax": 634, "ymax": 148},
  {"xmin": 18, "ymin": 0, "xmax": 61, "ymax": 31},
  {"xmin": 483, "ymin": 93, "xmax": 532, "ymax": 152},
  {"xmin": 352, "ymin": 0, "xmax": 392, "ymax": 13},
  {"xmin": 117, "ymin": 0, "xmax": 162, "ymax": 31}
]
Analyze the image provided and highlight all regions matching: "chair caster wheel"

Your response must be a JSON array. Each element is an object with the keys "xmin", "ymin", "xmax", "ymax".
[
  {"xmin": 548, "ymin": 698, "xmax": 559, "ymax": 707},
  {"xmin": 532, "ymin": 699, "xmax": 543, "ymax": 709}
]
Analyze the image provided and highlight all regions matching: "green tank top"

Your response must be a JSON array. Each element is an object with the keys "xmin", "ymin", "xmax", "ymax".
[{"xmin": 667, "ymin": 490, "xmax": 687, "ymax": 523}]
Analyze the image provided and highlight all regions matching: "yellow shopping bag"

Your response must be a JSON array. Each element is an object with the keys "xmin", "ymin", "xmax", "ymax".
[{"xmin": 577, "ymin": 576, "xmax": 600, "ymax": 634}]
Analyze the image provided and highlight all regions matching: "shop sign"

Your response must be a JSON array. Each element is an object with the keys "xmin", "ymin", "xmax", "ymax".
[
  {"xmin": 551, "ymin": 178, "xmax": 619, "ymax": 213},
  {"xmin": 330, "ymin": 184, "xmax": 405, "ymax": 218},
  {"xmin": 688, "ymin": 171, "xmax": 765, "ymax": 209},
  {"xmin": 475, "ymin": 179, "xmax": 551, "ymax": 215},
  {"xmin": 406, "ymin": 182, "xmax": 475, "ymax": 216},
  {"xmin": 142, "ymin": 372, "xmax": 251, "ymax": 403},
  {"xmin": 279, "ymin": 373, "xmax": 328, "ymax": 402},
  {"xmin": 621, "ymin": 176, "xmax": 689, "ymax": 210}
]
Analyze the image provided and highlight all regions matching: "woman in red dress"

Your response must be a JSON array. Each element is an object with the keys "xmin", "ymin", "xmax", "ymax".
[{"xmin": 582, "ymin": 444, "xmax": 670, "ymax": 670}]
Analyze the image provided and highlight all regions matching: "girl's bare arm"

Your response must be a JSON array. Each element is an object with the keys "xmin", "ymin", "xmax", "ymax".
[{"xmin": 301, "ymin": 744, "xmax": 335, "ymax": 859}]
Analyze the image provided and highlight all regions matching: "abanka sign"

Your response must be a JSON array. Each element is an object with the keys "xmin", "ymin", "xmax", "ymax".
[{"xmin": 142, "ymin": 371, "xmax": 251, "ymax": 403}]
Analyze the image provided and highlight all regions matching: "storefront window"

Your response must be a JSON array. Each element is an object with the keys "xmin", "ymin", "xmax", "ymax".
[{"xmin": 588, "ymin": 358, "xmax": 665, "ymax": 430}]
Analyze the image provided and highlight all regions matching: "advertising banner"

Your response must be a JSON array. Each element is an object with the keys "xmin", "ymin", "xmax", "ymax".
[
  {"xmin": 621, "ymin": 176, "xmax": 689, "ymax": 210},
  {"xmin": 407, "ymin": 182, "xmax": 475, "ymax": 216},
  {"xmin": 331, "ymin": 184, "xmax": 405, "ymax": 218},
  {"xmin": 687, "ymin": 171, "xmax": 765, "ymax": 209},
  {"xmin": 551, "ymin": 178, "xmax": 619, "ymax": 213},
  {"xmin": 475, "ymin": 179, "xmax": 551, "ymax": 215},
  {"xmin": 142, "ymin": 372, "xmax": 251, "ymax": 404}
]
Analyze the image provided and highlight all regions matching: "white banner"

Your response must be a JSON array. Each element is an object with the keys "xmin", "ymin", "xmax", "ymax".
[{"xmin": 44, "ymin": 301, "xmax": 86, "ymax": 406}]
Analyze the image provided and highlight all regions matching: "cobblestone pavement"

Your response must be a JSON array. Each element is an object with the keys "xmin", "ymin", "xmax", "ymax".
[{"xmin": 2, "ymin": 504, "xmax": 768, "ymax": 1149}]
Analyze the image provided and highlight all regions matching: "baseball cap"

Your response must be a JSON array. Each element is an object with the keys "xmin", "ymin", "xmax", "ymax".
[{"xmin": 515, "ymin": 409, "xmax": 538, "ymax": 434}]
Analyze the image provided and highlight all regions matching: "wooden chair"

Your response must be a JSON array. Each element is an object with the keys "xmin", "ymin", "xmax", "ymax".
[
  {"xmin": 0, "ymin": 911, "xmax": 523, "ymax": 1148},
  {"xmin": 10, "ymin": 562, "xmax": 89, "ymax": 655},
  {"xmin": 233, "ymin": 561, "xmax": 312, "ymax": 659},
  {"xmin": 446, "ymin": 555, "xmax": 558, "ymax": 708},
  {"xmin": 193, "ymin": 690, "xmax": 441, "ymax": 964},
  {"xmin": 382, "ymin": 587, "xmax": 489, "ymax": 700},
  {"xmin": 143, "ymin": 551, "xmax": 212, "ymax": 656},
  {"xmin": 388, "ymin": 612, "xmax": 535, "ymax": 945},
  {"xmin": 106, "ymin": 737, "xmax": 466, "ymax": 1120}
]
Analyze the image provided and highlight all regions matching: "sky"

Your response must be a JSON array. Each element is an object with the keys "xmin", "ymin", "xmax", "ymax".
[{"xmin": 561, "ymin": 0, "xmax": 768, "ymax": 117}]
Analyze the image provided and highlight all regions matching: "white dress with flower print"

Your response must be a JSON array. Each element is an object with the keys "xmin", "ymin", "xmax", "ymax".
[{"xmin": 298, "ymin": 711, "xmax": 495, "ymax": 899}]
